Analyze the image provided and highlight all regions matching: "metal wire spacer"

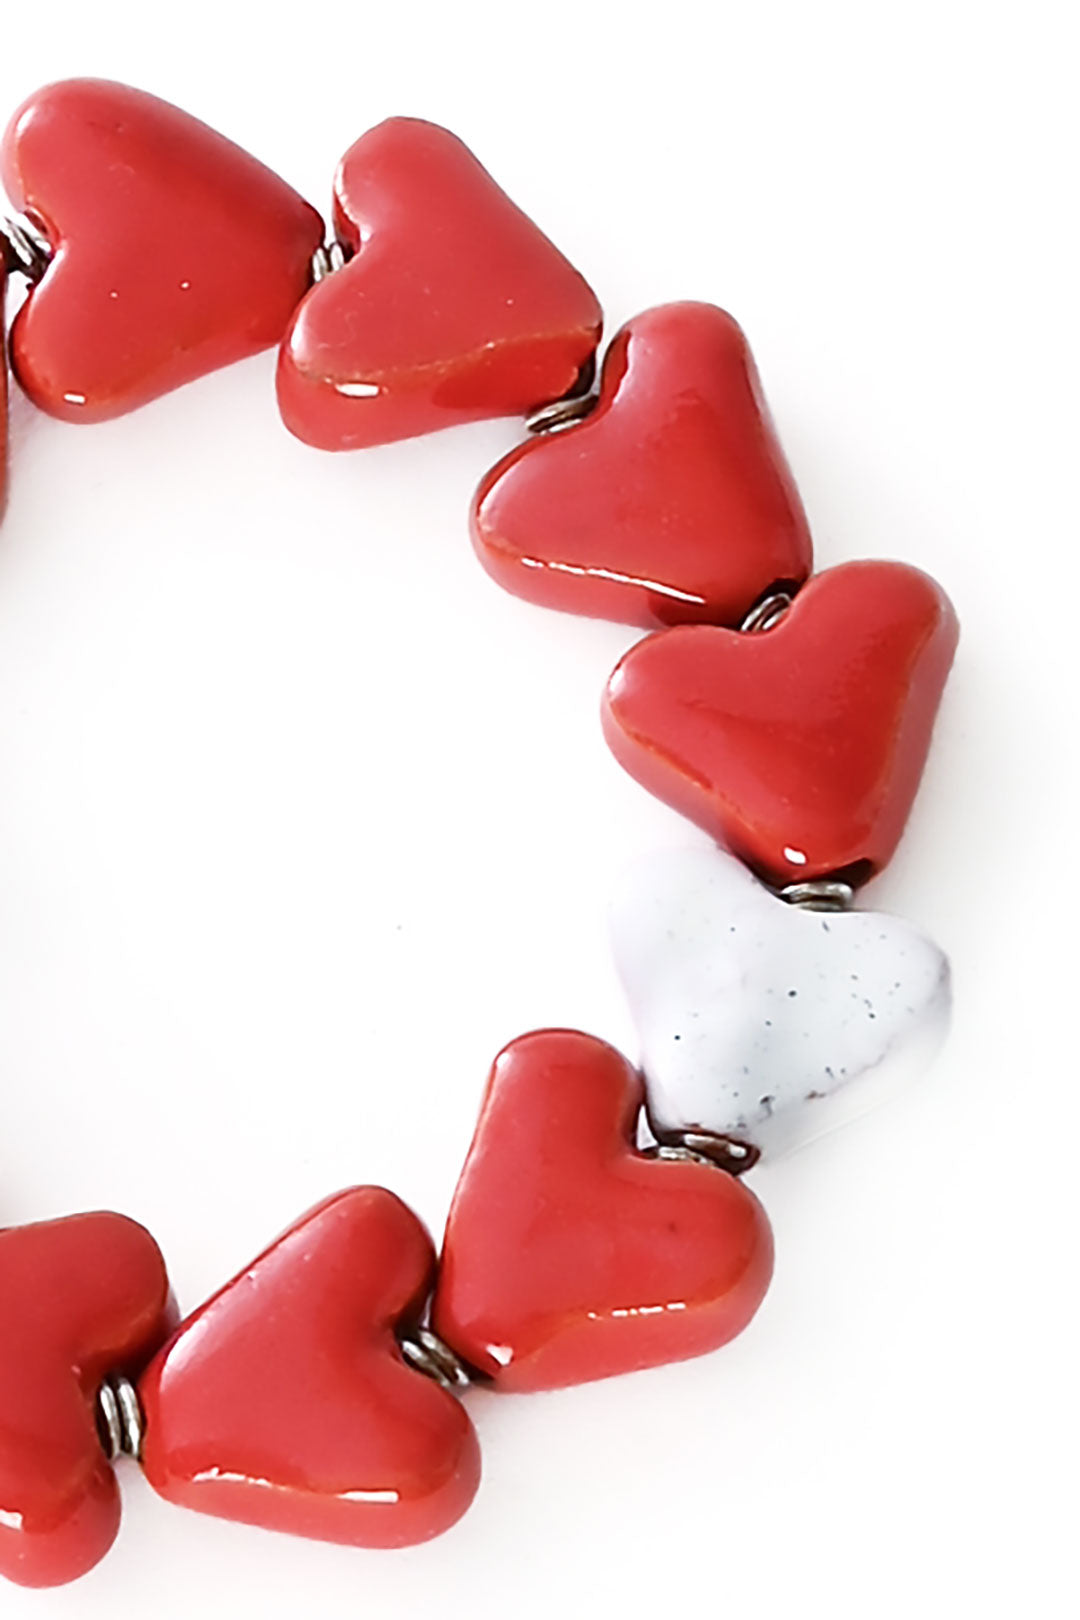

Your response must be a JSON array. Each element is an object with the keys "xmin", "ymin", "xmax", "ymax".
[
  {"xmin": 1, "ymin": 213, "xmax": 53, "ymax": 282},
  {"xmin": 647, "ymin": 1129, "xmax": 761, "ymax": 1176},
  {"xmin": 739, "ymin": 590, "xmax": 794, "ymax": 634},
  {"xmin": 96, "ymin": 1374, "xmax": 145, "ymax": 1462},
  {"xmin": 778, "ymin": 879, "xmax": 856, "ymax": 913},
  {"xmin": 525, "ymin": 354, "xmax": 599, "ymax": 435},
  {"xmin": 399, "ymin": 1326, "xmax": 472, "ymax": 1392},
  {"xmin": 310, "ymin": 240, "xmax": 350, "ymax": 283}
]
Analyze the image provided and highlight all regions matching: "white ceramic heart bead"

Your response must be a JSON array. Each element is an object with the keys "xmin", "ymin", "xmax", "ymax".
[{"xmin": 611, "ymin": 847, "xmax": 951, "ymax": 1158}]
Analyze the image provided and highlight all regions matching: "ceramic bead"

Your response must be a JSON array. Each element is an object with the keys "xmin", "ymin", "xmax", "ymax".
[
  {"xmin": 432, "ymin": 1029, "xmax": 773, "ymax": 1391},
  {"xmin": 139, "ymin": 1187, "xmax": 480, "ymax": 1549},
  {"xmin": 471, "ymin": 302, "xmax": 813, "ymax": 627},
  {"xmin": 603, "ymin": 559, "xmax": 959, "ymax": 885},
  {"xmin": 1, "ymin": 78, "xmax": 325, "ymax": 421},
  {"xmin": 277, "ymin": 117, "xmax": 602, "ymax": 449},
  {"xmin": 0, "ymin": 1212, "xmax": 174, "ymax": 1588},
  {"xmin": 612, "ymin": 846, "xmax": 951, "ymax": 1157}
]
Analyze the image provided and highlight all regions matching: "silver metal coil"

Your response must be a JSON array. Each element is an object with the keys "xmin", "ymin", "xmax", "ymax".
[
  {"xmin": 647, "ymin": 1129, "xmax": 761, "ymax": 1176},
  {"xmin": 526, "ymin": 390, "xmax": 598, "ymax": 435},
  {"xmin": 778, "ymin": 879, "xmax": 856, "ymax": 912},
  {"xmin": 310, "ymin": 240, "xmax": 350, "ymax": 283},
  {"xmin": 400, "ymin": 1326, "xmax": 472, "ymax": 1392},
  {"xmin": 1, "ymin": 214, "xmax": 53, "ymax": 282},
  {"xmin": 525, "ymin": 354, "xmax": 599, "ymax": 435},
  {"xmin": 96, "ymin": 1375, "xmax": 145, "ymax": 1462},
  {"xmin": 739, "ymin": 591, "xmax": 794, "ymax": 634}
]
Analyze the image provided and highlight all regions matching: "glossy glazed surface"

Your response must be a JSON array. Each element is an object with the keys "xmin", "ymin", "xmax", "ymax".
[
  {"xmin": 277, "ymin": 117, "xmax": 602, "ymax": 449},
  {"xmin": 0, "ymin": 1212, "xmax": 174, "ymax": 1588},
  {"xmin": 432, "ymin": 1029, "xmax": 773, "ymax": 1391},
  {"xmin": 1, "ymin": 79, "xmax": 325, "ymax": 422},
  {"xmin": 472, "ymin": 302, "xmax": 813, "ymax": 628},
  {"xmin": 139, "ymin": 1187, "xmax": 480, "ymax": 1549},
  {"xmin": 603, "ymin": 560, "xmax": 959, "ymax": 885},
  {"xmin": 613, "ymin": 846, "xmax": 951, "ymax": 1156}
]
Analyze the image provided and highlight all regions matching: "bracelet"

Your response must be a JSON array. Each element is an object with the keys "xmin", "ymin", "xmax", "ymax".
[{"xmin": 0, "ymin": 76, "xmax": 958, "ymax": 1589}]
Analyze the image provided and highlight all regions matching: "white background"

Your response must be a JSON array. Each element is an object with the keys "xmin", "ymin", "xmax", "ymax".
[{"xmin": 0, "ymin": 4, "xmax": 1074, "ymax": 1616}]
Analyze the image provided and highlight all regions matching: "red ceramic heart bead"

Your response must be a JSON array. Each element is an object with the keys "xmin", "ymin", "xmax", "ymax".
[
  {"xmin": 277, "ymin": 117, "xmax": 602, "ymax": 449},
  {"xmin": 1, "ymin": 79, "xmax": 325, "ymax": 422},
  {"xmin": 431, "ymin": 1030, "xmax": 773, "ymax": 1392},
  {"xmin": 0, "ymin": 1211, "xmax": 174, "ymax": 1589},
  {"xmin": 139, "ymin": 1187, "xmax": 480, "ymax": 1549},
  {"xmin": 603, "ymin": 559, "xmax": 959, "ymax": 886},
  {"xmin": 471, "ymin": 302, "xmax": 813, "ymax": 628}
]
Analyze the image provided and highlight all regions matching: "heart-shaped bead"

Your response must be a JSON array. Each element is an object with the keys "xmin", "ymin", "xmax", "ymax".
[
  {"xmin": 139, "ymin": 1187, "xmax": 480, "ymax": 1549},
  {"xmin": 612, "ymin": 846, "xmax": 951, "ymax": 1158},
  {"xmin": 276, "ymin": 117, "xmax": 602, "ymax": 449},
  {"xmin": 1, "ymin": 79, "xmax": 324, "ymax": 421},
  {"xmin": 0, "ymin": 1211, "xmax": 174, "ymax": 1588},
  {"xmin": 471, "ymin": 302, "xmax": 813, "ymax": 628},
  {"xmin": 431, "ymin": 1030, "xmax": 773, "ymax": 1392},
  {"xmin": 603, "ymin": 559, "xmax": 959, "ymax": 885}
]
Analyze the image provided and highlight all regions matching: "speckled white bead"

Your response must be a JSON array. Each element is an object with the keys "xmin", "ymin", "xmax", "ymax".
[{"xmin": 611, "ymin": 847, "xmax": 951, "ymax": 1158}]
